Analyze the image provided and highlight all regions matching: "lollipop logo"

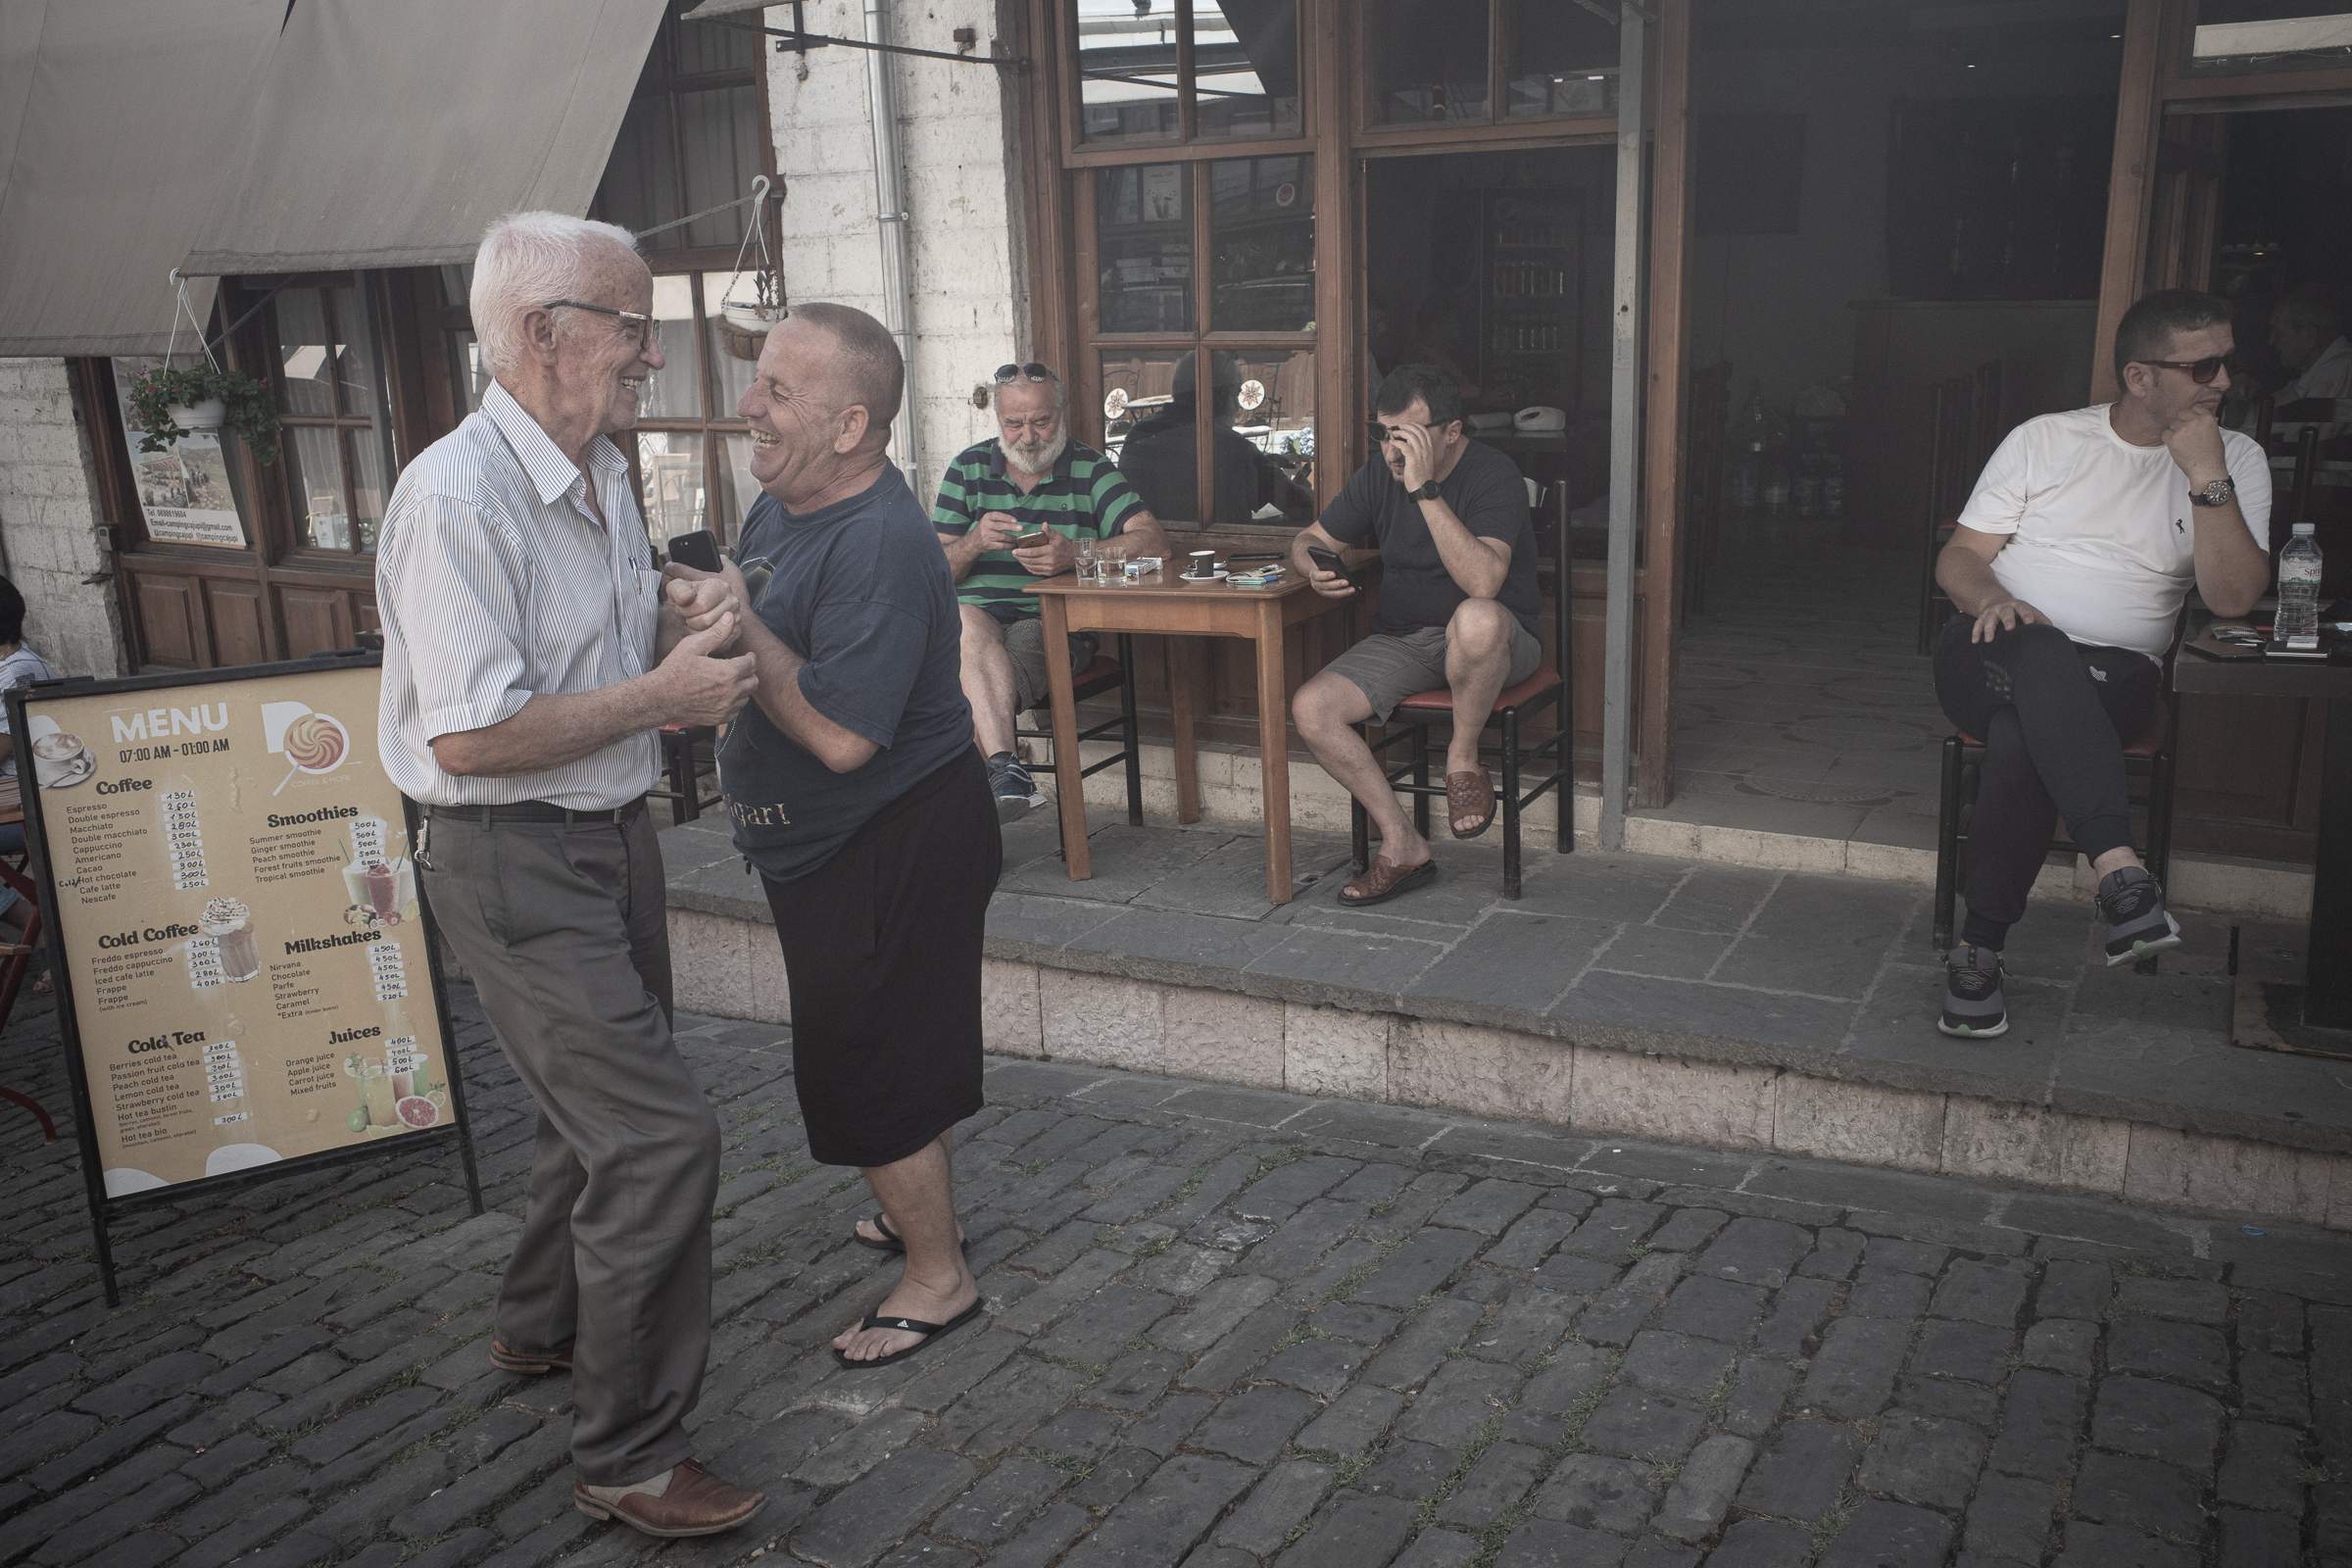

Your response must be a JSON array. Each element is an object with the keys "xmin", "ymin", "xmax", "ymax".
[{"xmin": 261, "ymin": 701, "xmax": 352, "ymax": 796}]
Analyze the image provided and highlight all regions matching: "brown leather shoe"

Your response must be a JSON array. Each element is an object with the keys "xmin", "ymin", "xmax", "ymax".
[
  {"xmin": 575, "ymin": 1458, "xmax": 765, "ymax": 1538},
  {"xmin": 490, "ymin": 1338, "xmax": 572, "ymax": 1375}
]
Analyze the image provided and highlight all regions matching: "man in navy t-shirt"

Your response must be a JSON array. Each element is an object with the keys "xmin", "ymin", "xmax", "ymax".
[
  {"xmin": 667, "ymin": 304, "xmax": 997, "ymax": 1374},
  {"xmin": 1287, "ymin": 364, "xmax": 1539, "ymax": 907}
]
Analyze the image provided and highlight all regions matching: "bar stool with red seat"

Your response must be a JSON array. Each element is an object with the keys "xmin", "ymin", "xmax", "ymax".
[
  {"xmin": 1016, "ymin": 633, "xmax": 1143, "ymax": 848},
  {"xmin": 1932, "ymin": 699, "xmax": 2178, "ymax": 955},
  {"xmin": 1348, "ymin": 498, "xmax": 1573, "ymax": 900},
  {"xmin": 648, "ymin": 723, "xmax": 721, "ymax": 822}
]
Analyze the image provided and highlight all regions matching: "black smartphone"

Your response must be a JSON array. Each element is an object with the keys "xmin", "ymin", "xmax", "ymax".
[
  {"xmin": 666, "ymin": 529, "xmax": 722, "ymax": 572},
  {"xmin": 1306, "ymin": 545, "xmax": 1359, "ymax": 586}
]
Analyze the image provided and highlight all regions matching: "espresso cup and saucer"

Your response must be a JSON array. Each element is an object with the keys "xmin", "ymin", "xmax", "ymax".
[
  {"xmin": 32, "ymin": 731, "xmax": 93, "ymax": 789},
  {"xmin": 1180, "ymin": 550, "xmax": 1227, "ymax": 581}
]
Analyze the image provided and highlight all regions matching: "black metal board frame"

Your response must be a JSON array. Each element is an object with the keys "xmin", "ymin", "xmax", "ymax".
[{"xmin": 7, "ymin": 649, "xmax": 484, "ymax": 1306}]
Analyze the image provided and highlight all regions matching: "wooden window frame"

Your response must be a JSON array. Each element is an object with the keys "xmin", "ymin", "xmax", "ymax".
[
  {"xmin": 2160, "ymin": 0, "xmax": 2352, "ymax": 99},
  {"xmin": 1061, "ymin": 0, "xmax": 1317, "ymax": 164},
  {"xmin": 1353, "ymin": 0, "xmax": 1620, "ymax": 146},
  {"xmin": 261, "ymin": 274, "xmax": 401, "ymax": 564}
]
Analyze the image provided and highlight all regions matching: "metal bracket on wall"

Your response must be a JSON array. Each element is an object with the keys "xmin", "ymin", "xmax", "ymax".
[{"xmin": 719, "ymin": 18, "xmax": 1028, "ymax": 71}]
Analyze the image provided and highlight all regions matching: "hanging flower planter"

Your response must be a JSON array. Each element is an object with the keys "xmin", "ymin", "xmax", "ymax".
[
  {"xmin": 716, "ymin": 174, "xmax": 788, "ymax": 363},
  {"xmin": 128, "ymin": 365, "xmax": 281, "ymax": 466}
]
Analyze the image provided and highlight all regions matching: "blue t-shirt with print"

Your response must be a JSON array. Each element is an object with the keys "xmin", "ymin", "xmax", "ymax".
[{"xmin": 722, "ymin": 464, "xmax": 974, "ymax": 882}]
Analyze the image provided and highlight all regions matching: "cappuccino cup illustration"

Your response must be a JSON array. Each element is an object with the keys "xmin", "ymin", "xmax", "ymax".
[
  {"xmin": 31, "ymin": 731, "xmax": 91, "ymax": 788},
  {"xmin": 200, "ymin": 896, "xmax": 260, "ymax": 983}
]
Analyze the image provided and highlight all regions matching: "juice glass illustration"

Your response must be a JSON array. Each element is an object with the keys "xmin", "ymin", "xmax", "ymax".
[
  {"xmin": 200, "ymin": 897, "xmax": 260, "ymax": 983},
  {"xmin": 361, "ymin": 1061, "xmax": 396, "ymax": 1127}
]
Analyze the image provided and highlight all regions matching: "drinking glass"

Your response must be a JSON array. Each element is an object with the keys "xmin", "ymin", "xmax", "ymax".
[{"xmin": 1076, "ymin": 538, "xmax": 1100, "ymax": 584}]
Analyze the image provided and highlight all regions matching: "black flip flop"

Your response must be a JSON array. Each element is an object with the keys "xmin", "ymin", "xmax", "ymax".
[
  {"xmin": 831, "ymin": 1299, "xmax": 985, "ymax": 1369},
  {"xmin": 851, "ymin": 1213, "xmax": 970, "ymax": 1255}
]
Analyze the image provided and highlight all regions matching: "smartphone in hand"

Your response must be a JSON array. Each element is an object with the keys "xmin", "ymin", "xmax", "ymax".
[
  {"xmin": 1012, "ymin": 529, "xmax": 1050, "ymax": 550},
  {"xmin": 1306, "ymin": 545, "xmax": 1359, "ymax": 587},
  {"xmin": 667, "ymin": 529, "xmax": 723, "ymax": 572}
]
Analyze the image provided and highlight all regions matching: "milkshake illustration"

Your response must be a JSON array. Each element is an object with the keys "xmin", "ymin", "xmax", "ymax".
[{"xmin": 200, "ymin": 896, "xmax": 260, "ymax": 983}]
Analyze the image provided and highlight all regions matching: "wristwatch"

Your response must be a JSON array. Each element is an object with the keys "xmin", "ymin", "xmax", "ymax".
[
  {"xmin": 2187, "ymin": 476, "xmax": 2235, "ymax": 508},
  {"xmin": 1409, "ymin": 479, "xmax": 1444, "ymax": 502}
]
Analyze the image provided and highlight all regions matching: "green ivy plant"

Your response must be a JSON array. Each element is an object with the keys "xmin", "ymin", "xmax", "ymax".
[{"xmin": 126, "ymin": 364, "xmax": 281, "ymax": 466}]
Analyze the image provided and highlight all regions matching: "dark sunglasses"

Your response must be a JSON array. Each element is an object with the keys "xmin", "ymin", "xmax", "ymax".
[
  {"xmin": 995, "ymin": 362, "xmax": 1054, "ymax": 383},
  {"xmin": 543, "ymin": 299, "xmax": 655, "ymax": 349},
  {"xmin": 2135, "ymin": 355, "xmax": 2232, "ymax": 385}
]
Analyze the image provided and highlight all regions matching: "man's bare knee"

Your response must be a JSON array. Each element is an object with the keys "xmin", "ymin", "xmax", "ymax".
[
  {"xmin": 958, "ymin": 605, "xmax": 1004, "ymax": 645},
  {"xmin": 1294, "ymin": 674, "xmax": 1371, "ymax": 737},
  {"xmin": 1447, "ymin": 600, "xmax": 1513, "ymax": 661}
]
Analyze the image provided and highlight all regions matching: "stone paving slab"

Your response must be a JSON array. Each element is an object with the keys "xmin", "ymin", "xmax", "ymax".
[
  {"xmin": 662, "ymin": 813, "xmax": 2348, "ymax": 1154},
  {"xmin": 7, "ymin": 981, "xmax": 2352, "ymax": 1568}
]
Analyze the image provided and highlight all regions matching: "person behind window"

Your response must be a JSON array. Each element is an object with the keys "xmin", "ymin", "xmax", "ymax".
[
  {"xmin": 1929, "ymin": 288, "xmax": 2271, "ymax": 1041},
  {"xmin": 0, "ymin": 575, "xmax": 57, "ymax": 955},
  {"xmin": 1117, "ymin": 350, "xmax": 1313, "ymax": 526},
  {"xmin": 2269, "ymin": 282, "xmax": 2352, "ymax": 405},
  {"xmin": 933, "ymin": 362, "xmax": 1170, "ymax": 821},
  {"xmin": 1287, "ymin": 364, "xmax": 1539, "ymax": 906},
  {"xmin": 1401, "ymin": 295, "xmax": 1482, "ymax": 403}
]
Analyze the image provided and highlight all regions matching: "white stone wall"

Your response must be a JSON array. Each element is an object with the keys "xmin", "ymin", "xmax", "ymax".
[
  {"xmin": 764, "ymin": 0, "xmax": 1029, "ymax": 505},
  {"xmin": 0, "ymin": 358, "xmax": 128, "ymax": 680}
]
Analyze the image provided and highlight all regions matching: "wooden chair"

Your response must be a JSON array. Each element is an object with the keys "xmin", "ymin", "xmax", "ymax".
[
  {"xmin": 1019, "ymin": 637, "xmax": 1144, "ymax": 847},
  {"xmin": 648, "ymin": 724, "xmax": 722, "ymax": 823},
  {"xmin": 1682, "ymin": 361, "xmax": 1735, "ymax": 618},
  {"xmin": 1348, "ymin": 499, "xmax": 1574, "ymax": 900},
  {"xmin": 1915, "ymin": 372, "xmax": 1979, "ymax": 655},
  {"xmin": 0, "ymin": 818, "xmax": 57, "ymax": 1143}
]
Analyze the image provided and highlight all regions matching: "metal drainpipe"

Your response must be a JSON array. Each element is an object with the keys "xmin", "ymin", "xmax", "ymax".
[
  {"xmin": 1599, "ymin": 0, "xmax": 1648, "ymax": 850},
  {"xmin": 864, "ymin": 0, "xmax": 922, "ymax": 492}
]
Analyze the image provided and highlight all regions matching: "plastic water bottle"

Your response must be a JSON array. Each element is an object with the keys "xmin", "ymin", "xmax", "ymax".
[{"xmin": 2278, "ymin": 521, "xmax": 2323, "ymax": 648}]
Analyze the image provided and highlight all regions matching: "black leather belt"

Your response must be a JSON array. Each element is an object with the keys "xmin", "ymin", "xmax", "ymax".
[{"xmin": 423, "ymin": 796, "xmax": 646, "ymax": 826}]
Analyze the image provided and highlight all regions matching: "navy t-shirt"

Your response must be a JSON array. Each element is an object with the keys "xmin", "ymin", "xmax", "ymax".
[
  {"xmin": 722, "ymin": 465, "xmax": 974, "ymax": 882},
  {"xmin": 1317, "ymin": 440, "xmax": 1538, "ymax": 639}
]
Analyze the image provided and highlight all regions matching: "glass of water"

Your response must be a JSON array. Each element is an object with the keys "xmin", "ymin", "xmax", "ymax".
[{"xmin": 1076, "ymin": 538, "xmax": 1099, "ymax": 584}]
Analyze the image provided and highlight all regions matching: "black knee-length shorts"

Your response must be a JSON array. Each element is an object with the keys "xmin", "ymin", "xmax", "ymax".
[{"xmin": 761, "ymin": 745, "xmax": 1003, "ymax": 1167}]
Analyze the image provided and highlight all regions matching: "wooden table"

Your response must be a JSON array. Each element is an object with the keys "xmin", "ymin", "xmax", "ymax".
[
  {"xmin": 1027, "ymin": 569, "xmax": 1350, "ymax": 905},
  {"xmin": 2174, "ymin": 646, "xmax": 2352, "ymax": 1050}
]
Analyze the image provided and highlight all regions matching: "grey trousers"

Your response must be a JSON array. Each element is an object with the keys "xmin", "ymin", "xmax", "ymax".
[{"xmin": 418, "ymin": 806, "xmax": 719, "ymax": 1487}]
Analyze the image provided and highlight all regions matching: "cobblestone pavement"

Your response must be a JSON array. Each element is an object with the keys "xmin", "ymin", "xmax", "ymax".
[{"xmin": 3, "ymin": 986, "xmax": 2350, "ymax": 1568}]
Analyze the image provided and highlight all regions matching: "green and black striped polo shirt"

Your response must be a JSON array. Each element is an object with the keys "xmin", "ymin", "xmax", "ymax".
[{"xmin": 932, "ymin": 439, "xmax": 1146, "ymax": 617}]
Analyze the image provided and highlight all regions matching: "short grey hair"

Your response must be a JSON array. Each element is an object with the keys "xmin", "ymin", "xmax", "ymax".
[
  {"xmin": 997, "ymin": 363, "xmax": 1066, "ymax": 413},
  {"xmin": 471, "ymin": 211, "xmax": 643, "ymax": 380}
]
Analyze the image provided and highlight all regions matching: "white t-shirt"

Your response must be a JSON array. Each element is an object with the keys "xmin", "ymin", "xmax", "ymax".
[
  {"xmin": 1956, "ymin": 405, "xmax": 2272, "ymax": 660},
  {"xmin": 2282, "ymin": 336, "xmax": 2352, "ymax": 403}
]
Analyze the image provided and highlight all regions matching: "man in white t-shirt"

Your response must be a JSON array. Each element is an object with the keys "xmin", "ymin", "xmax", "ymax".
[{"xmin": 1931, "ymin": 288, "xmax": 2273, "ymax": 1040}]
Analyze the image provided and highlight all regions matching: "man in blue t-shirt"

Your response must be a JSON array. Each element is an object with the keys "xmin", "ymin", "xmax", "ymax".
[
  {"xmin": 666, "ymin": 304, "xmax": 996, "ymax": 1374},
  {"xmin": 1287, "ymin": 364, "xmax": 1540, "ymax": 907}
]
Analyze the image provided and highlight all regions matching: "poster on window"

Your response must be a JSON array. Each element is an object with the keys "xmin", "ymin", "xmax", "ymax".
[
  {"xmin": 9, "ymin": 657, "xmax": 475, "ymax": 1209},
  {"xmin": 110, "ymin": 357, "xmax": 251, "ymax": 549}
]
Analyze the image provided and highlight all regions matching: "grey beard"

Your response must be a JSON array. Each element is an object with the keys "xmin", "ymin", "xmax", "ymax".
[{"xmin": 1006, "ymin": 431, "xmax": 1068, "ymax": 475}]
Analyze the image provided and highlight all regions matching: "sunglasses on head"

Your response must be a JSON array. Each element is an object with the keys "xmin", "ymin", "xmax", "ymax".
[
  {"xmin": 995, "ymin": 362, "xmax": 1054, "ymax": 383},
  {"xmin": 2136, "ymin": 355, "xmax": 2232, "ymax": 385}
]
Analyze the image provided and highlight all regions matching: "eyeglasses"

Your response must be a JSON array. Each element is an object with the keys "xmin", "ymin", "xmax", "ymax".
[
  {"xmin": 544, "ymin": 300, "xmax": 656, "ymax": 350},
  {"xmin": 1368, "ymin": 418, "xmax": 1446, "ymax": 440},
  {"xmin": 2135, "ymin": 355, "xmax": 2232, "ymax": 385},
  {"xmin": 995, "ymin": 362, "xmax": 1054, "ymax": 384}
]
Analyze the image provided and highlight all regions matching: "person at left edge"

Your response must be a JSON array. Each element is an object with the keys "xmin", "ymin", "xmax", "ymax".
[
  {"xmin": 667, "ymin": 302, "xmax": 999, "ymax": 1370},
  {"xmin": 374, "ymin": 212, "xmax": 764, "ymax": 1539}
]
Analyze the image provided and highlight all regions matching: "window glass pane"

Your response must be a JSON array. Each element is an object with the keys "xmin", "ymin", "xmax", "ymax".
[
  {"xmin": 1216, "ymin": 348, "xmax": 1315, "ymax": 524},
  {"xmin": 332, "ymin": 284, "xmax": 380, "ymax": 418},
  {"xmin": 1096, "ymin": 164, "xmax": 1194, "ymax": 333},
  {"xmin": 346, "ymin": 427, "xmax": 387, "ymax": 552},
  {"xmin": 1210, "ymin": 155, "xmax": 1313, "ymax": 332},
  {"xmin": 679, "ymin": 84, "xmax": 762, "ymax": 250},
  {"xmin": 1504, "ymin": 0, "xmax": 1617, "ymax": 117},
  {"xmin": 1370, "ymin": 0, "xmax": 1490, "ymax": 123},
  {"xmin": 1195, "ymin": 0, "xmax": 1301, "ymax": 141},
  {"xmin": 286, "ymin": 426, "xmax": 351, "ymax": 550},
  {"xmin": 598, "ymin": 96, "xmax": 680, "ymax": 249},
  {"xmin": 274, "ymin": 289, "xmax": 336, "ymax": 416},
  {"xmin": 712, "ymin": 432, "xmax": 764, "ymax": 543},
  {"xmin": 448, "ymin": 330, "xmax": 490, "ymax": 416},
  {"xmin": 439, "ymin": 264, "xmax": 473, "ymax": 310},
  {"xmin": 674, "ymin": 10, "xmax": 759, "ymax": 74},
  {"xmin": 640, "ymin": 274, "xmax": 702, "ymax": 420},
  {"xmin": 1077, "ymin": 0, "xmax": 1179, "ymax": 145},
  {"xmin": 703, "ymin": 271, "xmax": 764, "ymax": 416},
  {"xmin": 1103, "ymin": 349, "xmax": 1194, "ymax": 520},
  {"xmin": 638, "ymin": 430, "xmax": 709, "ymax": 545}
]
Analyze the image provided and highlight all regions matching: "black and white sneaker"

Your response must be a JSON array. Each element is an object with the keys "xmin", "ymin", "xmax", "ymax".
[
  {"xmin": 986, "ymin": 751, "xmax": 1045, "ymax": 824},
  {"xmin": 1939, "ymin": 945, "xmax": 2009, "ymax": 1038},
  {"xmin": 2096, "ymin": 864, "xmax": 2181, "ymax": 967}
]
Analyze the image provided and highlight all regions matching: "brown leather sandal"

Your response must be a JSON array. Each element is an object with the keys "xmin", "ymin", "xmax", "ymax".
[
  {"xmin": 1447, "ymin": 770, "xmax": 1496, "ymax": 840},
  {"xmin": 1340, "ymin": 858, "xmax": 1438, "ymax": 906}
]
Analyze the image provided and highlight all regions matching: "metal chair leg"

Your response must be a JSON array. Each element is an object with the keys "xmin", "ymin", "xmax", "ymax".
[
  {"xmin": 1934, "ymin": 735, "xmax": 1964, "ymax": 953},
  {"xmin": 1411, "ymin": 723, "xmax": 1431, "ymax": 840},
  {"xmin": 1117, "ymin": 633, "xmax": 1143, "ymax": 827},
  {"xmin": 1501, "ymin": 706, "xmax": 1523, "ymax": 900},
  {"xmin": 1349, "ymin": 722, "xmax": 1371, "ymax": 872}
]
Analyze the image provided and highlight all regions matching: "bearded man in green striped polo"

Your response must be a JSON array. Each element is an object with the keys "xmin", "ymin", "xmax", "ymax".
[{"xmin": 934, "ymin": 362, "xmax": 1170, "ymax": 821}]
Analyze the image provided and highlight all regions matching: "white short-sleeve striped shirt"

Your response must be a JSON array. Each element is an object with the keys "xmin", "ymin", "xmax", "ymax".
[{"xmin": 375, "ymin": 383, "xmax": 662, "ymax": 809}]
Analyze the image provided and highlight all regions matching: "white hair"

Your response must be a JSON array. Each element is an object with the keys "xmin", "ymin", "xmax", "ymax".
[{"xmin": 470, "ymin": 211, "xmax": 643, "ymax": 380}]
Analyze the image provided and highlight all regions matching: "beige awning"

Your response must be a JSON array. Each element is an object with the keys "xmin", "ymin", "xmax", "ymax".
[
  {"xmin": 0, "ymin": 0, "xmax": 281, "ymax": 359},
  {"xmin": 178, "ymin": 0, "xmax": 669, "ymax": 277},
  {"xmin": 680, "ymin": 1, "xmax": 772, "ymax": 21}
]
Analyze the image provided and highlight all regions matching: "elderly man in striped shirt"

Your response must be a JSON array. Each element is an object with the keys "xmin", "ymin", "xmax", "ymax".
[
  {"xmin": 933, "ymin": 362, "xmax": 1168, "ymax": 820},
  {"xmin": 375, "ymin": 212, "xmax": 764, "ymax": 1539}
]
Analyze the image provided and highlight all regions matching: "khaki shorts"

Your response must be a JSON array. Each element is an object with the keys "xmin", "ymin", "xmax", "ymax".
[
  {"xmin": 1002, "ymin": 614, "xmax": 1102, "ymax": 713},
  {"xmin": 1323, "ymin": 620, "xmax": 1543, "ymax": 723}
]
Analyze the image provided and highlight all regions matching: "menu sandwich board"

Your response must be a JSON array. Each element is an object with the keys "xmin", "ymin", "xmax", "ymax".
[{"xmin": 9, "ymin": 652, "xmax": 480, "ymax": 1303}]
